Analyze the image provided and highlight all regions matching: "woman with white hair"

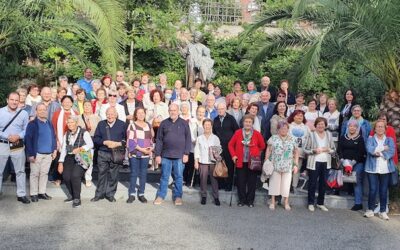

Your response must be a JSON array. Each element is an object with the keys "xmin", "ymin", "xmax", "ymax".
[
  {"xmin": 58, "ymin": 115, "xmax": 94, "ymax": 208},
  {"xmin": 265, "ymin": 121, "xmax": 299, "ymax": 210}
]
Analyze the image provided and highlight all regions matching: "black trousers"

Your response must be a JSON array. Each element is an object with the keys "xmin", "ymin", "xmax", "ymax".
[
  {"xmin": 183, "ymin": 153, "xmax": 197, "ymax": 186},
  {"xmin": 219, "ymin": 145, "xmax": 235, "ymax": 189},
  {"xmin": 95, "ymin": 150, "xmax": 120, "ymax": 198},
  {"xmin": 237, "ymin": 163, "xmax": 257, "ymax": 204},
  {"xmin": 308, "ymin": 162, "xmax": 327, "ymax": 205},
  {"xmin": 62, "ymin": 155, "xmax": 85, "ymax": 200}
]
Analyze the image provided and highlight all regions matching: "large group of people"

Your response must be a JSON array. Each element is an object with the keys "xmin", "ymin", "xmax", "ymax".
[{"xmin": 0, "ymin": 69, "xmax": 398, "ymax": 221}]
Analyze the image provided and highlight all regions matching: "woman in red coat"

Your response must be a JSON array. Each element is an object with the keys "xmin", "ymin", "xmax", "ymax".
[{"xmin": 228, "ymin": 114, "xmax": 266, "ymax": 207}]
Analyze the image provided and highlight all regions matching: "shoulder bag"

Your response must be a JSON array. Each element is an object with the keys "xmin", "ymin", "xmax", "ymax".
[
  {"xmin": 2, "ymin": 109, "xmax": 24, "ymax": 151},
  {"xmin": 106, "ymin": 125, "xmax": 126, "ymax": 165},
  {"xmin": 213, "ymin": 160, "xmax": 228, "ymax": 178}
]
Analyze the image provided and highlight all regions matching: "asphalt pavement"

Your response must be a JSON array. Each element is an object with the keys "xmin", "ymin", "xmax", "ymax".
[{"xmin": 1, "ymin": 193, "xmax": 400, "ymax": 250}]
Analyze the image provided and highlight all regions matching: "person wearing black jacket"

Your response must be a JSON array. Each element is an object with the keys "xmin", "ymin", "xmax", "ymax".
[
  {"xmin": 339, "ymin": 89, "xmax": 357, "ymax": 133},
  {"xmin": 91, "ymin": 107, "xmax": 127, "ymax": 202},
  {"xmin": 213, "ymin": 103, "xmax": 239, "ymax": 191},
  {"xmin": 337, "ymin": 119, "xmax": 366, "ymax": 211}
]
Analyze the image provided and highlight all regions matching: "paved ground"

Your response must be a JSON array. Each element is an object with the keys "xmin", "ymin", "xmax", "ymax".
[{"xmin": 1, "ymin": 193, "xmax": 400, "ymax": 250}]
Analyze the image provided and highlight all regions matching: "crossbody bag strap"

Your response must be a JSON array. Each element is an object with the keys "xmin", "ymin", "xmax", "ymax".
[
  {"xmin": 2, "ymin": 109, "xmax": 23, "ymax": 132},
  {"xmin": 81, "ymin": 114, "xmax": 89, "ymax": 131}
]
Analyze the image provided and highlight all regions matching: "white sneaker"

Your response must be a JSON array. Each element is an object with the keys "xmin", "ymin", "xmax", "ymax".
[
  {"xmin": 379, "ymin": 212, "xmax": 389, "ymax": 221},
  {"xmin": 364, "ymin": 210, "xmax": 374, "ymax": 218},
  {"xmin": 317, "ymin": 205, "xmax": 329, "ymax": 212},
  {"xmin": 308, "ymin": 205, "xmax": 315, "ymax": 212}
]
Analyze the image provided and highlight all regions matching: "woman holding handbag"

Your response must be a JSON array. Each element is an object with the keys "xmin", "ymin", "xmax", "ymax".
[
  {"xmin": 337, "ymin": 120, "xmax": 366, "ymax": 211},
  {"xmin": 58, "ymin": 116, "xmax": 94, "ymax": 208},
  {"xmin": 265, "ymin": 121, "xmax": 299, "ymax": 211},
  {"xmin": 194, "ymin": 119, "xmax": 221, "ymax": 206},
  {"xmin": 228, "ymin": 114, "xmax": 266, "ymax": 207},
  {"xmin": 126, "ymin": 107, "xmax": 153, "ymax": 204},
  {"xmin": 364, "ymin": 120, "xmax": 396, "ymax": 220}
]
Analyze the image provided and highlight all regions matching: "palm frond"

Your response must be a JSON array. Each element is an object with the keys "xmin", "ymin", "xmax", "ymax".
[
  {"xmin": 71, "ymin": 0, "xmax": 126, "ymax": 72},
  {"xmin": 246, "ymin": 29, "xmax": 318, "ymax": 74}
]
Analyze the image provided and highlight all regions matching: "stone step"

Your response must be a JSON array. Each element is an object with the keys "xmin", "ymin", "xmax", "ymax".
[{"xmin": 1, "ymin": 180, "xmax": 365, "ymax": 209}]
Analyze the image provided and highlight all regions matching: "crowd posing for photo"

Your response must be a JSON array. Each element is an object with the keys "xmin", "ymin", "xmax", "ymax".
[{"xmin": 0, "ymin": 69, "xmax": 398, "ymax": 221}]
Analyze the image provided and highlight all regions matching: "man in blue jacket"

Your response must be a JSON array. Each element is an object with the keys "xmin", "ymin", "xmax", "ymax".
[
  {"xmin": 154, "ymin": 103, "xmax": 192, "ymax": 206},
  {"xmin": 25, "ymin": 103, "xmax": 57, "ymax": 202}
]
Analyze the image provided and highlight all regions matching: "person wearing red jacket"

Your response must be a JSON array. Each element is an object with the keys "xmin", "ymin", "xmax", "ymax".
[
  {"xmin": 370, "ymin": 112, "xmax": 398, "ymax": 165},
  {"xmin": 228, "ymin": 114, "xmax": 266, "ymax": 207}
]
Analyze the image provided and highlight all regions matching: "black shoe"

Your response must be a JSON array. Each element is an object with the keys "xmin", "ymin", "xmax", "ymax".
[
  {"xmin": 351, "ymin": 204, "xmax": 363, "ymax": 211},
  {"xmin": 17, "ymin": 196, "xmax": 31, "ymax": 204},
  {"xmin": 214, "ymin": 198, "xmax": 220, "ymax": 206},
  {"xmin": 237, "ymin": 202, "xmax": 244, "ymax": 207},
  {"xmin": 64, "ymin": 198, "xmax": 73, "ymax": 203},
  {"xmin": 334, "ymin": 190, "xmax": 340, "ymax": 196},
  {"xmin": 72, "ymin": 199, "xmax": 81, "ymax": 208},
  {"xmin": 225, "ymin": 187, "xmax": 232, "ymax": 192},
  {"xmin": 248, "ymin": 203, "xmax": 254, "ymax": 208},
  {"xmin": 138, "ymin": 195, "xmax": 147, "ymax": 203},
  {"xmin": 201, "ymin": 197, "xmax": 206, "ymax": 205},
  {"xmin": 90, "ymin": 196, "xmax": 102, "ymax": 202},
  {"xmin": 106, "ymin": 196, "xmax": 116, "ymax": 202},
  {"xmin": 126, "ymin": 195, "xmax": 135, "ymax": 203},
  {"xmin": 38, "ymin": 193, "xmax": 52, "ymax": 200},
  {"xmin": 31, "ymin": 195, "xmax": 39, "ymax": 202}
]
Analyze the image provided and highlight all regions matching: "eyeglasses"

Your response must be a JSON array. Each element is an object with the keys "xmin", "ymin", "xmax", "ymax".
[{"xmin": 108, "ymin": 94, "xmax": 117, "ymax": 97}]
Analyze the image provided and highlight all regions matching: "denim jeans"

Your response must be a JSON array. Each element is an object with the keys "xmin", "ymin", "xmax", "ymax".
[
  {"xmin": 367, "ymin": 173, "xmax": 390, "ymax": 212},
  {"xmin": 129, "ymin": 157, "xmax": 150, "ymax": 196},
  {"xmin": 156, "ymin": 158, "xmax": 184, "ymax": 199},
  {"xmin": 353, "ymin": 163, "xmax": 364, "ymax": 205}
]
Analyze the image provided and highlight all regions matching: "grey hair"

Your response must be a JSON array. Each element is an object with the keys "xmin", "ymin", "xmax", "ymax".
[
  {"xmin": 351, "ymin": 105, "xmax": 363, "ymax": 112},
  {"xmin": 66, "ymin": 115, "xmax": 80, "ymax": 123},
  {"xmin": 58, "ymin": 75, "xmax": 68, "ymax": 82},
  {"xmin": 36, "ymin": 103, "xmax": 48, "ymax": 111}
]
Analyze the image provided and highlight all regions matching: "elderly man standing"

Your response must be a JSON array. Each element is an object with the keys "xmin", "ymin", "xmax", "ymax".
[
  {"xmin": 257, "ymin": 91, "xmax": 275, "ymax": 141},
  {"xmin": 0, "ymin": 92, "xmax": 30, "ymax": 204},
  {"xmin": 258, "ymin": 76, "xmax": 277, "ymax": 102},
  {"xmin": 92, "ymin": 107, "xmax": 127, "ymax": 202},
  {"xmin": 213, "ymin": 102, "xmax": 239, "ymax": 191},
  {"xmin": 30, "ymin": 86, "xmax": 61, "ymax": 122},
  {"xmin": 25, "ymin": 103, "xmax": 57, "ymax": 202},
  {"xmin": 154, "ymin": 103, "xmax": 191, "ymax": 206},
  {"xmin": 205, "ymin": 94, "xmax": 218, "ymax": 120}
]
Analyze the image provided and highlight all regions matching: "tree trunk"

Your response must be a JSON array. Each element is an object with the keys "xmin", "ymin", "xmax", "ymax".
[
  {"xmin": 129, "ymin": 40, "xmax": 134, "ymax": 73},
  {"xmin": 380, "ymin": 90, "xmax": 400, "ymax": 213}
]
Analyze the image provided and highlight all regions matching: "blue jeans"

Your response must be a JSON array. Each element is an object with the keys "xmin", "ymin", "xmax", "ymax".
[
  {"xmin": 129, "ymin": 157, "xmax": 150, "ymax": 196},
  {"xmin": 367, "ymin": 173, "xmax": 390, "ymax": 212},
  {"xmin": 156, "ymin": 158, "xmax": 184, "ymax": 199},
  {"xmin": 353, "ymin": 163, "xmax": 364, "ymax": 205}
]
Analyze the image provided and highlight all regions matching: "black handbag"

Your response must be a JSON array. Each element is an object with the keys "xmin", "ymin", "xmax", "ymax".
[
  {"xmin": 389, "ymin": 168, "xmax": 399, "ymax": 187},
  {"xmin": 249, "ymin": 155, "xmax": 262, "ymax": 171},
  {"xmin": 106, "ymin": 125, "xmax": 125, "ymax": 165}
]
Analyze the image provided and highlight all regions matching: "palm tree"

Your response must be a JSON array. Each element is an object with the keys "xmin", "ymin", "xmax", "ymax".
[
  {"xmin": 244, "ymin": 0, "xmax": 400, "ymax": 150},
  {"xmin": 0, "ymin": 0, "xmax": 125, "ymax": 73}
]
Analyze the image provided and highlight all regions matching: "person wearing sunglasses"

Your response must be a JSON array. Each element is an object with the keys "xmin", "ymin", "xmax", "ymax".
[{"xmin": 99, "ymin": 89, "xmax": 126, "ymax": 122}]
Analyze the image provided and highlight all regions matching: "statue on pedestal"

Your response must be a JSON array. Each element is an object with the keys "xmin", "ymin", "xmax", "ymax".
[{"xmin": 180, "ymin": 31, "xmax": 215, "ymax": 87}]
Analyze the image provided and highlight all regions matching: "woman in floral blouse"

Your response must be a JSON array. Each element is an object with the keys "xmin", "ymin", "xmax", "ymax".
[{"xmin": 265, "ymin": 121, "xmax": 299, "ymax": 211}]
